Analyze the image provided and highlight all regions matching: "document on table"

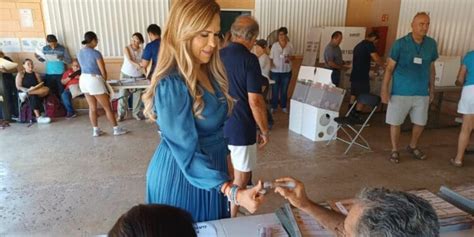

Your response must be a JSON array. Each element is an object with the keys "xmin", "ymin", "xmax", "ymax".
[{"xmin": 276, "ymin": 203, "xmax": 334, "ymax": 236}]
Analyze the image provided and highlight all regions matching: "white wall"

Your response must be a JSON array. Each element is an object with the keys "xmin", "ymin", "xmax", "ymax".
[
  {"xmin": 255, "ymin": 0, "xmax": 347, "ymax": 55},
  {"xmin": 397, "ymin": 0, "xmax": 474, "ymax": 56},
  {"xmin": 42, "ymin": 0, "xmax": 170, "ymax": 58}
]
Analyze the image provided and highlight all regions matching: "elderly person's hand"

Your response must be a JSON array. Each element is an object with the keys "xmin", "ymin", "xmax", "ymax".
[
  {"xmin": 274, "ymin": 177, "xmax": 311, "ymax": 210},
  {"xmin": 236, "ymin": 180, "xmax": 265, "ymax": 213}
]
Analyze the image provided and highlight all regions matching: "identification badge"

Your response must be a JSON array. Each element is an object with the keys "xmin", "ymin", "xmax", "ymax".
[{"xmin": 413, "ymin": 57, "xmax": 422, "ymax": 64}]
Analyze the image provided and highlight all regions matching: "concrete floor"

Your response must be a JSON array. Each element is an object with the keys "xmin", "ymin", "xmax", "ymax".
[{"xmin": 1, "ymin": 110, "xmax": 473, "ymax": 236}]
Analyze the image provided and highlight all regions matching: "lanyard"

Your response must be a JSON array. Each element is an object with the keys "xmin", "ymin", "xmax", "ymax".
[{"xmin": 413, "ymin": 38, "xmax": 424, "ymax": 56}]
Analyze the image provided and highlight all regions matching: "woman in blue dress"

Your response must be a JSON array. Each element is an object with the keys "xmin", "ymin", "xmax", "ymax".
[{"xmin": 142, "ymin": 0, "xmax": 264, "ymax": 222}]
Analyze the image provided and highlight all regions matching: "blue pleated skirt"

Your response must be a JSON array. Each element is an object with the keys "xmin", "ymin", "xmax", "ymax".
[{"xmin": 146, "ymin": 138, "xmax": 230, "ymax": 222}]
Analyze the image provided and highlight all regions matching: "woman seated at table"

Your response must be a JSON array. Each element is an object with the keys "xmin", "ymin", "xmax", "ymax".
[
  {"xmin": 61, "ymin": 59, "xmax": 81, "ymax": 118},
  {"xmin": 15, "ymin": 58, "xmax": 51, "ymax": 124}
]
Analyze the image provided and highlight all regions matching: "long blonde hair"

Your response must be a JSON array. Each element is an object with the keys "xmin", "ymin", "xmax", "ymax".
[{"xmin": 142, "ymin": 0, "xmax": 233, "ymax": 121}]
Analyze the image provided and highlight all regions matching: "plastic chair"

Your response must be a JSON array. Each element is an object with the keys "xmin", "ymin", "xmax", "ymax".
[{"xmin": 326, "ymin": 93, "xmax": 381, "ymax": 154}]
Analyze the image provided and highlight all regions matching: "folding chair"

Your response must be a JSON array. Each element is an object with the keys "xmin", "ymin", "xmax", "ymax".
[{"xmin": 326, "ymin": 93, "xmax": 381, "ymax": 154}]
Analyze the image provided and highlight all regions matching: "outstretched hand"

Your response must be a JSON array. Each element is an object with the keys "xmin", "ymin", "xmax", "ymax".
[{"xmin": 237, "ymin": 180, "xmax": 265, "ymax": 213}]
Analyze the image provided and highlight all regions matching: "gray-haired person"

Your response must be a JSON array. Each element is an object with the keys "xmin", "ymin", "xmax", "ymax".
[
  {"xmin": 220, "ymin": 15, "xmax": 269, "ymax": 217},
  {"xmin": 275, "ymin": 177, "xmax": 439, "ymax": 237}
]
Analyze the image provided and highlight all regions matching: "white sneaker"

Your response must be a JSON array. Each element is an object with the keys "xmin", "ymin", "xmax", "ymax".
[
  {"xmin": 113, "ymin": 127, "xmax": 128, "ymax": 136},
  {"xmin": 19, "ymin": 92, "xmax": 28, "ymax": 102},
  {"xmin": 93, "ymin": 128, "xmax": 105, "ymax": 137},
  {"xmin": 37, "ymin": 116, "xmax": 51, "ymax": 124}
]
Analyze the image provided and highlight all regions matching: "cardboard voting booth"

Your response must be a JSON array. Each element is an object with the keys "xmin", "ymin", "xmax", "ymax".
[
  {"xmin": 301, "ymin": 26, "xmax": 366, "ymax": 66},
  {"xmin": 289, "ymin": 67, "xmax": 345, "ymax": 141},
  {"xmin": 435, "ymin": 56, "xmax": 461, "ymax": 87}
]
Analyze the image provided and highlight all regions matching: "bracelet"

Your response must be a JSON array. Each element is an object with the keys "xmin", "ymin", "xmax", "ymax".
[{"xmin": 227, "ymin": 184, "xmax": 240, "ymax": 206}]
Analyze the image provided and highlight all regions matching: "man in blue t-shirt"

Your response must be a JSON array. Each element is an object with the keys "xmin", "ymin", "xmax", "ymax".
[
  {"xmin": 141, "ymin": 24, "xmax": 161, "ymax": 79},
  {"xmin": 220, "ymin": 15, "xmax": 269, "ymax": 217},
  {"xmin": 36, "ymin": 34, "xmax": 72, "ymax": 98},
  {"xmin": 381, "ymin": 12, "xmax": 439, "ymax": 164}
]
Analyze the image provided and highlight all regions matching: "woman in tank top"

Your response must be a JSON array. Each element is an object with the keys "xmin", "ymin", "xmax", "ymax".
[{"xmin": 15, "ymin": 59, "xmax": 51, "ymax": 124}]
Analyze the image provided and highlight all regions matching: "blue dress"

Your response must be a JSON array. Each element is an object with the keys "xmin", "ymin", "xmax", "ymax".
[{"xmin": 146, "ymin": 72, "xmax": 230, "ymax": 222}]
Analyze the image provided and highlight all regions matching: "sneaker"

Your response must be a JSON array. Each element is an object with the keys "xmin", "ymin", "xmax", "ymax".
[
  {"xmin": 66, "ymin": 113, "xmax": 77, "ymax": 119},
  {"xmin": 93, "ymin": 128, "xmax": 105, "ymax": 137},
  {"xmin": 19, "ymin": 92, "xmax": 28, "ymax": 102},
  {"xmin": 37, "ymin": 116, "xmax": 51, "ymax": 124},
  {"xmin": 282, "ymin": 108, "xmax": 288, "ymax": 113},
  {"xmin": 113, "ymin": 127, "xmax": 128, "ymax": 136}
]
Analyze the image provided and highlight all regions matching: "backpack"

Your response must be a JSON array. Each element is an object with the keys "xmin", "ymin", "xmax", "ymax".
[
  {"xmin": 44, "ymin": 94, "xmax": 66, "ymax": 118},
  {"xmin": 20, "ymin": 101, "xmax": 35, "ymax": 123}
]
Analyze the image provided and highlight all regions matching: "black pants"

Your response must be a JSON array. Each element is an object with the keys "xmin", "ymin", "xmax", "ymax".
[
  {"xmin": 28, "ymin": 95, "xmax": 43, "ymax": 112},
  {"xmin": 331, "ymin": 69, "xmax": 341, "ymax": 87},
  {"xmin": 5, "ymin": 78, "xmax": 18, "ymax": 117},
  {"xmin": 44, "ymin": 74, "xmax": 64, "ymax": 97}
]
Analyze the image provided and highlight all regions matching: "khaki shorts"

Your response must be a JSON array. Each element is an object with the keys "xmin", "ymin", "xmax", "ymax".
[
  {"xmin": 386, "ymin": 96, "xmax": 429, "ymax": 126},
  {"xmin": 228, "ymin": 144, "xmax": 257, "ymax": 172}
]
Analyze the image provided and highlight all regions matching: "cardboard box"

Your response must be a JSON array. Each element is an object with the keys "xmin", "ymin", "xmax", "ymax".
[{"xmin": 435, "ymin": 56, "xmax": 461, "ymax": 87}]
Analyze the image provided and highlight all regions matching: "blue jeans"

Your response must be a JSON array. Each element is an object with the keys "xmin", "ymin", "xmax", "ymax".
[
  {"xmin": 271, "ymin": 71, "xmax": 292, "ymax": 109},
  {"xmin": 61, "ymin": 89, "xmax": 75, "ymax": 114}
]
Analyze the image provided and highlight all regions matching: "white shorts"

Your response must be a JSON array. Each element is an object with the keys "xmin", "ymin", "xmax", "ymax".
[
  {"xmin": 458, "ymin": 85, "xmax": 474, "ymax": 114},
  {"xmin": 386, "ymin": 96, "xmax": 429, "ymax": 126},
  {"xmin": 79, "ymin": 73, "xmax": 109, "ymax": 95},
  {"xmin": 228, "ymin": 144, "xmax": 257, "ymax": 172}
]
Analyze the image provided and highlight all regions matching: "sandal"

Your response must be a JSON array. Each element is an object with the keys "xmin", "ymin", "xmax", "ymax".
[
  {"xmin": 390, "ymin": 151, "xmax": 400, "ymax": 164},
  {"xmin": 407, "ymin": 146, "xmax": 427, "ymax": 160},
  {"xmin": 450, "ymin": 158, "xmax": 463, "ymax": 167}
]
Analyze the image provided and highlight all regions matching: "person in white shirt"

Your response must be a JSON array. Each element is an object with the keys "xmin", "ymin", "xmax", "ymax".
[
  {"xmin": 269, "ymin": 27, "xmax": 294, "ymax": 113},
  {"xmin": 118, "ymin": 32, "xmax": 146, "ymax": 121}
]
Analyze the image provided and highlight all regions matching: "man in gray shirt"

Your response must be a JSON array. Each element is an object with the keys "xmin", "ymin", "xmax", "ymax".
[{"xmin": 324, "ymin": 31, "xmax": 349, "ymax": 87}]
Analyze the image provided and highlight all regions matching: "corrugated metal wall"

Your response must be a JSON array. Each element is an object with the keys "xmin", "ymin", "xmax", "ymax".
[
  {"xmin": 397, "ymin": 0, "xmax": 474, "ymax": 56},
  {"xmin": 255, "ymin": 0, "xmax": 347, "ymax": 55},
  {"xmin": 42, "ymin": 0, "xmax": 169, "ymax": 58}
]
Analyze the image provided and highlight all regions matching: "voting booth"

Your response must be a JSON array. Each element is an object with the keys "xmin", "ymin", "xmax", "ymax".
[
  {"xmin": 435, "ymin": 56, "xmax": 461, "ymax": 87},
  {"xmin": 289, "ymin": 66, "xmax": 345, "ymax": 142},
  {"xmin": 302, "ymin": 26, "xmax": 366, "ymax": 66}
]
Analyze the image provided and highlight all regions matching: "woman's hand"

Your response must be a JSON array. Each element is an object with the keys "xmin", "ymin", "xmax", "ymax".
[{"xmin": 236, "ymin": 181, "xmax": 264, "ymax": 213}]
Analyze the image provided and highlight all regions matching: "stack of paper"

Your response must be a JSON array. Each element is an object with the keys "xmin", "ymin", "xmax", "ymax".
[
  {"xmin": 276, "ymin": 203, "xmax": 334, "ymax": 237},
  {"xmin": 409, "ymin": 189, "xmax": 474, "ymax": 233}
]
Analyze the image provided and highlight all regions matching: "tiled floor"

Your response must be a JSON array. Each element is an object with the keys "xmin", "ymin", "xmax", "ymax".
[{"xmin": 1, "ymin": 110, "xmax": 473, "ymax": 236}]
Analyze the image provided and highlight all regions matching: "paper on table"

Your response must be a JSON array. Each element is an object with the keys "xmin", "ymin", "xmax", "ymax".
[
  {"xmin": 314, "ymin": 67, "xmax": 333, "ymax": 85},
  {"xmin": 195, "ymin": 222, "xmax": 218, "ymax": 237},
  {"xmin": 0, "ymin": 58, "xmax": 18, "ymax": 70},
  {"xmin": 297, "ymin": 66, "xmax": 317, "ymax": 82},
  {"xmin": 258, "ymin": 224, "xmax": 289, "ymax": 237}
]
